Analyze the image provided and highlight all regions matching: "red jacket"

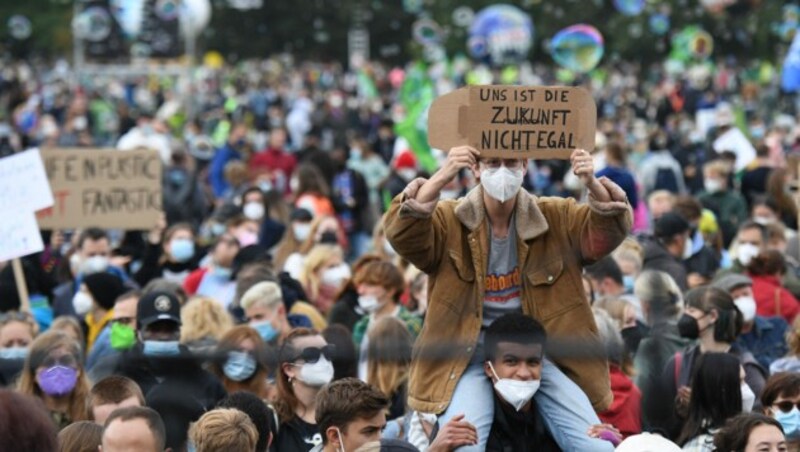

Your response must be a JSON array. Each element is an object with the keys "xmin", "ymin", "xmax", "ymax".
[
  {"xmin": 749, "ymin": 273, "xmax": 800, "ymax": 324},
  {"xmin": 248, "ymin": 147, "xmax": 297, "ymax": 193},
  {"xmin": 599, "ymin": 365, "xmax": 642, "ymax": 439}
]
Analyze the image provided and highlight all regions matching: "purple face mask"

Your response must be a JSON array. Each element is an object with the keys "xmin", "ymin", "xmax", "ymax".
[{"xmin": 37, "ymin": 365, "xmax": 78, "ymax": 396}]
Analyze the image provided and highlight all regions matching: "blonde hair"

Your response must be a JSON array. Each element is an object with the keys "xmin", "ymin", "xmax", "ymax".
[
  {"xmin": 594, "ymin": 297, "xmax": 633, "ymax": 331},
  {"xmin": 366, "ymin": 317, "xmax": 412, "ymax": 399},
  {"xmin": 188, "ymin": 408, "xmax": 258, "ymax": 452},
  {"xmin": 17, "ymin": 331, "xmax": 91, "ymax": 423},
  {"xmin": 299, "ymin": 244, "xmax": 343, "ymax": 303},
  {"xmin": 647, "ymin": 190, "xmax": 675, "ymax": 209},
  {"xmin": 50, "ymin": 316, "xmax": 85, "ymax": 350},
  {"xmin": 239, "ymin": 281, "xmax": 283, "ymax": 311},
  {"xmin": 612, "ymin": 238, "xmax": 644, "ymax": 269},
  {"xmin": 180, "ymin": 297, "xmax": 234, "ymax": 344},
  {"xmin": 703, "ymin": 159, "xmax": 732, "ymax": 177}
]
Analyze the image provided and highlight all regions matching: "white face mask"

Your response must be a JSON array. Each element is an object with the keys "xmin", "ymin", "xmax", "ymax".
[
  {"xmin": 243, "ymin": 202, "xmax": 265, "ymax": 220},
  {"xmin": 742, "ymin": 382, "xmax": 756, "ymax": 413},
  {"xmin": 753, "ymin": 216, "xmax": 774, "ymax": 226},
  {"xmin": 734, "ymin": 295, "xmax": 757, "ymax": 323},
  {"xmin": 487, "ymin": 361, "xmax": 540, "ymax": 411},
  {"xmin": 704, "ymin": 178, "xmax": 723, "ymax": 193},
  {"xmin": 72, "ymin": 291, "xmax": 93, "ymax": 316},
  {"xmin": 293, "ymin": 223, "xmax": 311, "ymax": 242},
  {"xmin": 481, "ymin": 166, "xmax": 523, "ymax": 203},
  {"xmin": 79, "ymin": 255, "xmax": 110, "ymax": 275},
  {"xmin": 358, "ymin": 295, "xmax": 382, "ymax": 313},
  {"xmin": 682, "ymin": 236, "xmax": 694, "ymax": 259},
  {"xmin": 398, "ymin": 168, "xmax": 417, "ymax": 182},
  {"xmin": 321, "ymin": 264, "xmax": 351, "ymax": 287},
  {"xmin": 296, "ymin": 357, "xmax": 335, "ymax": 387},
  {"xmin": 738, "ymin": 243, "xmax": 761, "ymax": 266}
]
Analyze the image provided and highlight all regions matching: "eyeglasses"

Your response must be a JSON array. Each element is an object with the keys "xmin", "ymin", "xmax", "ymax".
[
  {"xmin": 41, "ymin": 354, "xmax": 78, "ymax": 369},
  {"xmin": 773, "ymin": 401, "xmax": 800, "ymax": 413},
  {"xmin": 289, "ymin": 345, "xmax": 336, "ymax": 364},
  {"xmin": 480, "ymin": 158, "xmax": 524, "ymax": 170}
]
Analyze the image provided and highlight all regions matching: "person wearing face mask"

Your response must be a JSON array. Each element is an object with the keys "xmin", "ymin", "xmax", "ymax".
[
  {"xmin": 16, "ymin": 330, "xmax": 91, "ymax": 429},
  {"xmin": 53, "ymin": 227, "xmax": 134, "ymax": 319},
  {"xmin": 208, "ymin": 325, "xmax": 271, "ymax": 400},
  {"xmin": 677, "ymin": 353, "xmax": 754, "ymax": 450},
  {"xmin": 0, "ymin": 311, "xmax": 38, "ymax": 385},
  {"xmin": 228, "ymin": 216, "xmax": 263, "ymax": 249},
  {"xmin": 719, "ymin": 221, "xmax": 800, "ymax": 299},
  {"xmin": 239, "ymin": 186, "xmax": 287, "ymax": 250},
  {"xmin": 761, "ymin": 372, "xmax": 800, "ymax": 451},
  {"xmin": 713, "ymin": 274, "xmax": 789, "ymax": 372},
  {"xmin": 352, "ymin": 260, "xmax": 421, "ymax": 381},
  {"xmin": 746, "ymin": 250, "xmax": 800, "ymax": 324},
  {"xmin": 274, "ymin": 328, "xmax": 336, "ymax": 451},
  {"xmin": 183, "ymin": 233, "xmax": 241, "ymax": 308},
  {"xmin": 699, "ymin": 160, "xmax": 749, "ymax": 248},
  {"xmin": 300, "ymin": 245, "xmax": 352, "ymax": 316},
  {"xmin": 585, "ymin": 256, "xmax": 645, "ymax": 328},
  {"xmin": 77, "ymin": 272, "xmax": 125, "ymax": 351},
  {"xmin": 99, "ymin": 291, "xmax": 226, "ymax": 411},
  {"xmin": 134, "ymin": 221, "xmax": 201, "ymax": 287},
  {"xmin": 642, "ymin": 212, "xmax": 692, "ymax": 291},
  {"xmin": 249, "ymin": 128, "xmax": 298, "ymax": 195},
  {"xmin": 241, "ymin": 281, "xmax": 314, "ymax": 345},
  {"xmin": 310, "ymin": 378, "xmax": 391, "ymax": 452},
  {"xmin": 481, "ymin": 314, "xmax": 560, "ymax": 452},
  {"xmin": 660, "ymin": 287, "xmax": 767, "ymax": 439},
  {"xmin": 384, "ymin": 146, "xmax": 631, "ymax": 452},
  {"xmin": 274, "ymin": 208, "xmax": 315, "ymax": 273},
  {"xmin": 86, "ymin": 291, "xmax": 139, "ymax": 373}
]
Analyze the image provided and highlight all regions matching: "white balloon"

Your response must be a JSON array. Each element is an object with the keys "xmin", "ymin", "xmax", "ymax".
[{"xmin": 180, "ymin": 0, "xmax": 211, "ymax": 38}]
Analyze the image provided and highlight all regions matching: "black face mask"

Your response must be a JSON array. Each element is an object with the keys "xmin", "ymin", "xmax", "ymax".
[
  {"xmin": 621, "ymin": 325, "xmax": 644, "ymax": 354},
  {"xmin": 677, "ymin": 313, "xmax": 701, "ymax": 339}
]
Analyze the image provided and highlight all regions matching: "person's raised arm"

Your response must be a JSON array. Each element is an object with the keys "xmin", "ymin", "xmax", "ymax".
[{"xmin": 414, "ymin": 146, "xmax": 480, "ymax": 204}]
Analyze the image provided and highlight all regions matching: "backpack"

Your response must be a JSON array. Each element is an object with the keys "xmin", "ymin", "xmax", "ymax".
[{"xmin": 654, "ymin": 167, "xmax": 680, "ymax": 193}]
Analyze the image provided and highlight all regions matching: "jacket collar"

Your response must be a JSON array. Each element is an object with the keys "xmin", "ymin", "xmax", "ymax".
[{"xmin": 454, "ymin": 186, "xmax": 549, "ymax": 241}]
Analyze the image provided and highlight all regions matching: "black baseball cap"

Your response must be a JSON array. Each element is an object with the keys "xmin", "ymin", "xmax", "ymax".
[{"xmin": 137, "ymin": 291, "xmax": 181, "ymax": 328}]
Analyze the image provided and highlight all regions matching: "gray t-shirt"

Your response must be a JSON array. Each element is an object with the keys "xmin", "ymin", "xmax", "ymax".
[{"xmin": 482, "ymin": 219, "xmax": 522, "ymax": 329}]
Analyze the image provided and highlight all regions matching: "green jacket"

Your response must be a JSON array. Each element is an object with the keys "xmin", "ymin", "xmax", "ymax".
[{"xmin": 353, "ymin": 305, "xmax": 422, "ymax": 347}]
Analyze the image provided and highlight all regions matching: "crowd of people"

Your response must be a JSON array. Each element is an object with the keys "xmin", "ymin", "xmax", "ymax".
[{"xmin": 1, "ymin": 50, "xmax": 800, "ymax": 451}]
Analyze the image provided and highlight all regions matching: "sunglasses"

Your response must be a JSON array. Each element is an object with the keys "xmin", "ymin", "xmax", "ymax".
[
  {"xmin": 289, "ymin": 345, "xmax": 336, "ymax": 364},
  {"xmin": 773, "ymin": 401, "xmax": 800, "ymax": 414},
  {"xmin": 41, "ymin": 354, "xmax": 78, "ymax": 369}
]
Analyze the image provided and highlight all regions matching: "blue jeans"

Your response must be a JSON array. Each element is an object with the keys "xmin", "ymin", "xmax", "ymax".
[{"xmin": 437, "ymin": 359, "xmax": 614, "ymax": 451}]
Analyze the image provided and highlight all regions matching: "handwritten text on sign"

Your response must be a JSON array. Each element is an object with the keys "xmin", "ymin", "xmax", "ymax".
[
  {"xmin": 37, "ymin": 149, "xmax": 163, "ymax": 230},
  {"xmin": 427, "ymin": 85, "xmax": 597, "ymax": 159}
]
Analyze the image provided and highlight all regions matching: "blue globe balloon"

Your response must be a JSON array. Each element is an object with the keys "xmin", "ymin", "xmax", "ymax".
[{"xmin": 467, "ymin": 4, "xmax": 534, "ymax": 66}]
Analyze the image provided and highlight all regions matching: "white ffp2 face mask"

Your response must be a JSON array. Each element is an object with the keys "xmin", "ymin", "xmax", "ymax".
[
  {"xmin": 487, "ymin": 361, "xmax": 540, "ymax": 411},
  {"xmin": 72, "ymin": 291, "xmax": 94, "ymax": 316},
  {"xmin": 737, "ymin": 243, "xmax": 760, "ymax": 266},
  {"xmin": 742, "ymin": 382, "xmax": 756, "ymax": 413},
  {"xmin": 734, "ymin": 296, "xmax": 757, "ymax": 323},
  {"xmin": 481, "ymin": 166, "xmax": 523, "ymax": 203},
  {"xmin": 297, "ymin": 357, "xmax": 335, "ymax": 387}
]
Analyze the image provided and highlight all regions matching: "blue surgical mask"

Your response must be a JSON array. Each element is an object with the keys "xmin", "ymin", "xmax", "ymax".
[
  {"xmin": 142, "ymin": 340, "xmax": 181, "ymax": 357},
  {"xmin": 223, "ymin": 351, "xmax": 257, "ymax": 382},
  {"xmin": 623, "ymin": 275, "xmax": 635, "ymax": 293},
  {"xmin": 251, "ymin": 321, "xmax": 278, "ymax": 342},
  {"xmin": 212, "ymin": 266, "xmax": 233, "ymax": 279},
  {"xmin": 170, "ymin": 239, "xmax": 195, "ymax": 263},
  {"xmin": 210, "ymin": 223, "xmax": 226, "ymax": 237},
  {"xmin": 0, "ymin": 346, "xmax": 28, "ymax": 360},
  {"xmin": 776, "ymin": 408, "xmax": 800, "ymax": 440}
]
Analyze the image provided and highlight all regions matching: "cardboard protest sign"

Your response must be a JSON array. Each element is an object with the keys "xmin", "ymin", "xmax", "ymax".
[
  {"xmin": 37, "ymin": 148, "xmax": 163, "ymax": 230},
  {"xmin": 428, "ymin": 85, "xmax": 597, "ymax": 159}
]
